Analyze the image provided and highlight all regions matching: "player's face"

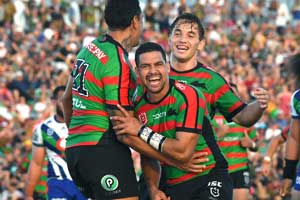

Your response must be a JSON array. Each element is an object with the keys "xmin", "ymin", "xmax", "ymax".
[
  {"xmin": 169, "ymin": 21, "xmax": 204, "ymax": 63},
  {"xmin": 136, "ymin": 51, "xmax": 170, "ymax": 99}
]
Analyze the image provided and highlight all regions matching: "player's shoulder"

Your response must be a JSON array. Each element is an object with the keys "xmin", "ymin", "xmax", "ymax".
[{"xmin": 291, "ymin": 89, "xmax": 300, "ymax": 100}]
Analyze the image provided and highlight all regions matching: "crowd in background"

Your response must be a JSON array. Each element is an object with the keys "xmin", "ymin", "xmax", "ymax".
[{"xmin": 0, "ymin": 0, "xmax": 299, "ymax": 199}]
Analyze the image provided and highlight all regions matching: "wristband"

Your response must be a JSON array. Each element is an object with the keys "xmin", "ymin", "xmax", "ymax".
[
  {"xmin": 263, "ymin": 156, "xmax": 271, "ymax": 163},
  {"xmin": 252, "ymin": 142, "xmax": 256, "ymax": 149},
  {"xmin": 138, "ymin": 126, "xmax": 166, "ymax": 152},
  {"xmin": 283, "ymin": 159, "xmax": 298, "ymax": 180}
]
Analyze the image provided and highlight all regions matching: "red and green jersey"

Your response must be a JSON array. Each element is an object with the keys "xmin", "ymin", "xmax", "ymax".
[
  {"xmin": 21, "ymin": 153, "xmax": 48, "ymax": 198},
  {"xmin": 134, "ymin": 80, "xmax": 227, "ymax": 185},
  {"xmin": 169, "ymin": 63, "xmax": 246, "ymax": 120},
  {"xmin": 212, "ymin": 114, "xmax": 257, "ymax": 173},
  {"xmin": 67, "ymin": 34, "xmax": 136, "ymax": 148}
]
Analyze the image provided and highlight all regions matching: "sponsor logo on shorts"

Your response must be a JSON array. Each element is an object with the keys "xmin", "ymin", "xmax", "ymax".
[
  {"xmin": 101, "ymin": 174, "xmax": 119, "ymax": 191},
  {"xmin": 243, "ymin": 171, "xmax": 250, "ymax": 185},
  {"xmin": 208, "ymin": 181, "xmax": 222, "ymax": 198}
]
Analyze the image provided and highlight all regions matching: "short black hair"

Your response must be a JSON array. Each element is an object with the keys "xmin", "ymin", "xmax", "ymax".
[
  {"xmin": 169, "ymin": 13, "xmax": 205, "ymax": 40},
  {"xmin": 135, "ymin": 42, "xmax": 167, "ymax": 67},
  {"xmin": 52, "ymin": 86, "xmax": 66, "ymax": 100},
  {"xmin": 287, "ymin": 53, "xmax": 300, "ymax": 87},
  {"xmin": 104, "ymin": 0, "xmax": 141, "ymax": 30}
]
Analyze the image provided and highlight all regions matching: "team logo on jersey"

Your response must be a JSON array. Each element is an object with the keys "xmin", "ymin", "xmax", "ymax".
[
  {"xmin": 100, "ymin": 174, "xmax": 119, "ymax": 191},
  {"xmin": 46, "ymin": 128, "xmax": 54, "ymax": 136},
  {"xmin": 138, "ymin": 112, "xmax": 148, "ymax": 124},
  {"xmin": 175, "ymin": 82, "xmax": 186, "ymax": 90},
  {"xmin": 208, "ymin": 181, "xmax": 222, "ymax": 198}
]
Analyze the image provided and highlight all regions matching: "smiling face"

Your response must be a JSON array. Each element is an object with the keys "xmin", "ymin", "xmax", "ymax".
[
  {"xmin": 169, "ymin": 20, "xmax": 205, "ymax": 64},
  {"xmin": 136, "ymin": 51, "xmax": 170, "ymax": 101}
]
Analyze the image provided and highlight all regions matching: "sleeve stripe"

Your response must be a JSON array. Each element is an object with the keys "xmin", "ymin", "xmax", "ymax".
[{"xmin": 117, "ymin": 46, "xmax": 131, "ymax": 106}]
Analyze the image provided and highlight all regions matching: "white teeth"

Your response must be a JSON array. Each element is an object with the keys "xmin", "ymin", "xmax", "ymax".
[{"xmin": 176, "ymin": 45, "xmax": 188, "ymax": 50}]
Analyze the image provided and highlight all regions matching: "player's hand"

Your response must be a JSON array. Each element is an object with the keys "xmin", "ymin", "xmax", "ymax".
[
  {"xmin": 252, "ymin": 88, "xmax": 269, "ymax": 109},
  {"xmin": 110, "ymin": 104, "xmax": 142, "ymax": 136},
  {"xmin": 261, "ymin": 161, "xmax": 271, "ymax": 176},
  {"xmin": 149, "ymin": 188, "xmax": 170, "ymax": 200},
  {"xmin": 280, "ymin": 178, "xmax": 293, "ymax": 198},
  {"xmin": 176, "ymin": 151, "xmax": 208, "ymax": 173},
  {"xmin": 240, "ymin": 134, "xmax": 253, "ymax": 148}
]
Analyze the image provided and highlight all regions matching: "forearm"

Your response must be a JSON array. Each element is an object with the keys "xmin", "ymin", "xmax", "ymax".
[
  {"xmin": 266, "ymin": 137, "xmax": 283, "ymax": 158},
  {"xmin": 25, "ymin": 164, "xmax": 42, "ymax": 197},
  {"xmin": 141, "ymin": 156, "xmax": 161, "ymax": 192},
  {"xmin": 285, "ymin": 133, "xmax": 299, "ymax": 160},
  {"xmin": 117, "ymin": 135, "xmax": 176, "ymax": 166},
  {"xmin": 233, "ymin": 101, "xmax": 264, "ymax": 127},
  {"xmin": 137, "ymin": 126, "xmax": 197, "ymax": 163}
]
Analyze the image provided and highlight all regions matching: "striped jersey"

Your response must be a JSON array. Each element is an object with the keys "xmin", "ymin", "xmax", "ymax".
[
  {"xmin": 67, "ymin": 34, "xmax": 136, "ymax": 148},
  {"xmin": 212, "ymin": 114, "xmax": 257, "ymax": 173},
  {"xmin": 32, "ymin": 115, "xmax": 71, "ymax": 180},
  {"xmin": 291, "ymin": 89, "xmax": 300, "ymax": 119},
  {"xmin": 134, "ymin": 80, "xmax": 227, "ymax": 185},
  {"xmin": 169, "ymin": 62, "xmax": 246, "ymax": 120}
]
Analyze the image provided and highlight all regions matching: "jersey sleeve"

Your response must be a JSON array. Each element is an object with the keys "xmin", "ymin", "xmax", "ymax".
[
  {"xmin": 32, "ymin": 124, "xmax": 44, "ymax": 147},
  {"xmin": 103, "ymin": 47, "xmax": 135, "ymax": 111},
  {"xmin": 175, "ymin": 82, "xmax": 205, "ymax": 134},
  {"xmin": 212, "ymin": 74, "xmax": 246, "ymax": 121},
  {"xmin": 248, "ymin": 128, "xmax": 258, "ymax": 141},
  {"xmin": 290, "ymin": 90, "xmax": 300, "ymax": 119}
]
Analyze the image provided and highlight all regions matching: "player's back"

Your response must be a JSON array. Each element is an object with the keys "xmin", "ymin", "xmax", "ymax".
[{"xmin": 67, "ymin": 35, "xmax": 136, "ymax": 148}]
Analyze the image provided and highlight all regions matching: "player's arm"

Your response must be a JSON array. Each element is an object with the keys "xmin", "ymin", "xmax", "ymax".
[
  {"xmin": 265, "ymin": 134, "xmax": 285, "ymax": 161},
  {"xmin": 111, "ymin": 104, "xmax": 200, "ymax": 164},
  {"xmin": 280, "ymin": 118, "xmax": 300, "ymax": 197},
  {"xmin": 25, "ymin": 145, "xmax": 45, "ymax": 200},
  {"xmin": 62, "ymin": 75, "xmax": 73, "ymax": 128},
  {"xmin": 141, "ymin": 156, "xmax": 169, "ymax": 200},
  {"xmin": 232, "ymin": 88, "xmax": 269, "ymax": 127},
  {"xmin": 262, "ymin": 134, "xmax": 285, "ymax": 176}
]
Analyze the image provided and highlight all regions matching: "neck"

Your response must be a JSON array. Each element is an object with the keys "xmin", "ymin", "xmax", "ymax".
[
  {"xmin": 170, "ymin": 53, "xmax": 198, "ymax": 71},
  {"xmin": 107, "ymin": 30, "xmax": 132, "ymax": 51},
  {"xmin": 55, "ymin": 114, "xmax": 64, "ymax": 123}
]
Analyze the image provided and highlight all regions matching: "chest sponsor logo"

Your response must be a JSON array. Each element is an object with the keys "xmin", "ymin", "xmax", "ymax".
[
  {"xmin": 153, "ymin": 112, "xmax": 166, "ymax": 120},
  {"xmin": 138, "ymin": 112, "xmax": 148, "ymax": 124}
]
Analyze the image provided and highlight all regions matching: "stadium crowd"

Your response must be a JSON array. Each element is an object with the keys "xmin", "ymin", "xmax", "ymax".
[{"xmin": 0, "ymin": 0, "xmax": 299, "ymax": 199}]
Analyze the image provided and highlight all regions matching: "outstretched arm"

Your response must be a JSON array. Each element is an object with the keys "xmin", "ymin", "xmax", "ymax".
[
  {"xmin": 262, "ymin": 135, "xmax": 285, "ymax": 176},
  {"xmin": 233, "ymin": 88, "xmax": 269, "ymax": 127}
]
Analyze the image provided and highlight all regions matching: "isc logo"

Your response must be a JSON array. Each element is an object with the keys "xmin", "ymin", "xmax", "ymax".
[
  {"xmin": 208, "ymin": 181, "xmax": 222, "ymax": 187},
  {"xmin": 153, "ymin": 112, "xmax": 166, "ymax": 120}
]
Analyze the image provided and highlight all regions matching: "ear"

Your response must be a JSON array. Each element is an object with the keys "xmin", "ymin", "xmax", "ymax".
[
  {"xmin": 131, "ymin": 15, "xmax": 140, "ymax": 30},
  {"xmin": 134, "ymin": 66, "xmax": 140, "ymax": 78},
  {"xmin": 197, "ymin": 39, "xmax": 206, "ymax": 51},
  {"xmin": 166, "ymin": 62, "xmax": 170, "ymax": 73}
]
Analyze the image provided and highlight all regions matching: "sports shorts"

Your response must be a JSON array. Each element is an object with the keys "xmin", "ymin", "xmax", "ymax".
[
  {"xmin": 65, "ymin": 135, "xmax": 139, "ymax": 199},
  {"xmin": 165, "ymin": 168, "xmax": 233, "ymax": 200},
  {"xmin": 230, "ymin": 169, "xmax": 250, "ymax": 189},
  {"xmin": 47, "ymin": 178, "xmax": 86, "ymax": 200}
]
